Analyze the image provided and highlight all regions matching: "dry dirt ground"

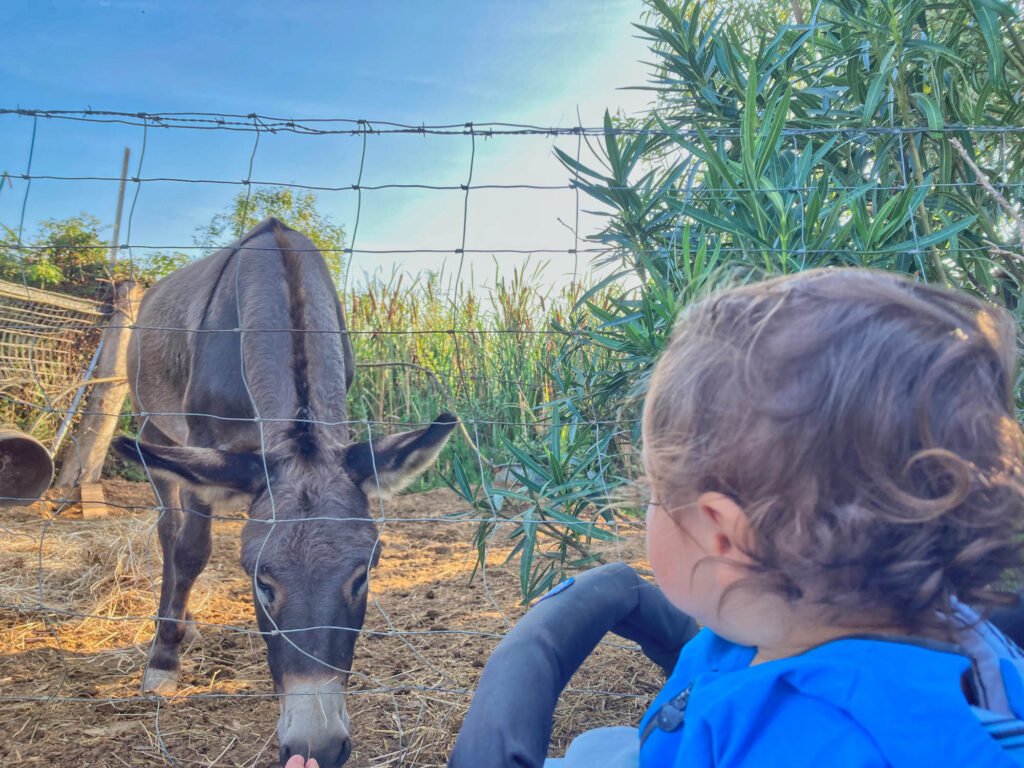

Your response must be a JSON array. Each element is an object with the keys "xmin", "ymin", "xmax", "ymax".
[{"xmin": 0, "ymin": 480, "xmax": 659, "ymax": 767}]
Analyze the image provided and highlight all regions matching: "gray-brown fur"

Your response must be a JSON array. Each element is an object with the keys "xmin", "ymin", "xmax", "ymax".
[{"xmin": 115, "ymin": 218, "xmax": 455, "ymax": 768}]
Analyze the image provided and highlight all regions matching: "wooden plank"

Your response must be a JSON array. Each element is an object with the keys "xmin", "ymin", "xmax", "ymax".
[
  {"xmin": 0, "ymin": 278, "xmax": 107, "ymax": 317},
  {"xmin": 79, "ymin": 482, "xmax": 108, "ymax": 519}
]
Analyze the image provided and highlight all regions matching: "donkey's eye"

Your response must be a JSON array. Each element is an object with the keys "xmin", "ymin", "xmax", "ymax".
[
  {"xmin": 351, "ymin": 570, "xmax": 368, "ymax": 599},
  {"xmin": 256, "ymin": 577, "xmax": 276, "ymax": 605}
]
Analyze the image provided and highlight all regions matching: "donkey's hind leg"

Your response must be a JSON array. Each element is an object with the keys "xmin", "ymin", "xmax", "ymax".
[{"xmin": 143, "ymin": 473, "xmax": 185, "ymax": 694}]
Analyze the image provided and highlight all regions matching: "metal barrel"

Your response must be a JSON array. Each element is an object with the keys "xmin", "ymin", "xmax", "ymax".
[{"xmin": 0, "ymin": 429, "xmax": 54, "ymax": 507}]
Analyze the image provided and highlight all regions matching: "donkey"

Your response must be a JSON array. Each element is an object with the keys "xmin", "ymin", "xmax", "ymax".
[{"xmin": 114, "ymin": 218, "xmax": 455, "ymax": 768}]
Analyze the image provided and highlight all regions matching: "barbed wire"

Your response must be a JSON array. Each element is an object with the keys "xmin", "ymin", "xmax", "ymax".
[
  {"xmin": 13, "ymin": 172, "xmax": 1024, "ymax": 196},
  {"xmin": 6, "ymin": 108, "xmax": 1024, "ymax": 137}
]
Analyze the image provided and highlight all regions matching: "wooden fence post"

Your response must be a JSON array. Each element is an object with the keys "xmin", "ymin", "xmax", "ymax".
[{"xmin": 55, "ymin": 280, "xmax": 142, "ymax": 515}]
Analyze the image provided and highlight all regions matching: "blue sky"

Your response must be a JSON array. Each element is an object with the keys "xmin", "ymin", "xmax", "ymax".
[{"xmin": 0, "ymin": 1, "xmax": 655, "ymax": 290}]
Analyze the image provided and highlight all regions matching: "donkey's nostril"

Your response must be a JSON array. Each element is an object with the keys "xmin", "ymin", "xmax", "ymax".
[
  {"xmin": 337, "ymin": 737, "xmax": 352, "ymax": 765},
  {"xmin": 313, "ymin": 737, "xmax": 352, "ymax": 768},
  {"xmin": 278, "ymin": 743, "xmax": 293, "ymax": 766}
]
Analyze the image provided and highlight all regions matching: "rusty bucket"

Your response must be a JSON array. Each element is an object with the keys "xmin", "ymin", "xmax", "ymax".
[{"xmin": 0, "ymin": 429, "xmax": 54, "ymax": 507}]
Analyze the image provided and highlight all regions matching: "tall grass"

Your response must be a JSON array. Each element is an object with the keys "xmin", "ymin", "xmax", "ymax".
[{"xmin": 344, "ymin": 263, "xmax": 581, "ymax": 491}]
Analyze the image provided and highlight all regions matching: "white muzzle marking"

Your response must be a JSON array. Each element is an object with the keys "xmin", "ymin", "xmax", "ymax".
[{"xmin": 278, "ymin": 676, "xmax": 350, "ymax": 753}]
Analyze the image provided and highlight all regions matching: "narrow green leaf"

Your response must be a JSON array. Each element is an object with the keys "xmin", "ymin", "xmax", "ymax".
[
  {"xmin": 912, "ymin": 93, "xmax": 944, "ymax": 138},
  {"xmin": 969, "ymin": 0, "xmax": 1009, "ymax": 84},
  {"xmin": 879, "ymin": 216, "xmax": 979, "ymax": 254},
  {"xmin": 862, "ymin": 46, "xmax": 896, "ymax": 127}
]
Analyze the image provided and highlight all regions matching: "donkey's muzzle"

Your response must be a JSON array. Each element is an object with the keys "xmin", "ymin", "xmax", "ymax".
[{"xmin": 278, "ymin": 676, "xmax": 352, "ymax": 767}]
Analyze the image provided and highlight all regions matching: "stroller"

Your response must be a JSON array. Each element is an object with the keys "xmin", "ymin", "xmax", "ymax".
[{"xmin": 449, "ymin": 564, "xmax": 1024, "ymax": 768}]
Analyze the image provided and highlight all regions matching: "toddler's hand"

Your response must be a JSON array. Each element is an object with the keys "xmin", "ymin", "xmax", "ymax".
[{"xmin": 284, "ymin": 756, "xmax": 320, "ymax": 768}]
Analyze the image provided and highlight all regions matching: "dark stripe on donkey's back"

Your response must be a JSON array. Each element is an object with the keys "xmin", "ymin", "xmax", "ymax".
[{"xmin": 274, "ymin": 225, "xmax": 318, "ymax": 458}]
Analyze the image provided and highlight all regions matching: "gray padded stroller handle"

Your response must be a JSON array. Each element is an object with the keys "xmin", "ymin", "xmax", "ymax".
[{"xmin": 448, "ymin": 563, "xmax": 697, "ymax": 768}]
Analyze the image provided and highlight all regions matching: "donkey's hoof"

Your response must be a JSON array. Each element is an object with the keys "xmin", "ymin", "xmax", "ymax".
[{"xmin": 142, "ymin": 668, "xmax": 179, "ymax": 695}]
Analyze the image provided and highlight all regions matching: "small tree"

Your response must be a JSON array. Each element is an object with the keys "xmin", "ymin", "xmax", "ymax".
[
  {"xmin": 132, "ymin": 250, "xmax": 192, "ymax": 284},
  {"xmin": 194, "ymin": 187, "xmax": 347, "ymax": 284},
  {"xmin": 0, "ymin": 215, "xmax": 111, "ymax": 300}
]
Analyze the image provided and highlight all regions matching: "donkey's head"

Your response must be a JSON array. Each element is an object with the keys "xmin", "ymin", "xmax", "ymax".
[{"xmin": 115, "ymin": 413, "xmax": 457, "ymax": 767}]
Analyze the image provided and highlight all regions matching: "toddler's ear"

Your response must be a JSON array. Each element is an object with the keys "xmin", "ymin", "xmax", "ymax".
[{"xmin": 697, "ymin": 492, "xmax": 752, "ymax": 560}]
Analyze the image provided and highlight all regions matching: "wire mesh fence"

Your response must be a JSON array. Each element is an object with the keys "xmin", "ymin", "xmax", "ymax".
[
  {"xmin": 1, "ymin": 106, "xmax": 1023, "ymax": 766},
  {"xmin": 0, "ymin": 278, "xmax": 105, "ymax": 448},
  {"xmin": 0, "ymin": 107, "xmax": 654, "ymax": 768}
]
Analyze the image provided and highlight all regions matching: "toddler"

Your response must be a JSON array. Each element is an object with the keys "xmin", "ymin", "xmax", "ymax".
[{"xmin": 636, "ymin": 268, "xmax": 1024, "ymax": 765}]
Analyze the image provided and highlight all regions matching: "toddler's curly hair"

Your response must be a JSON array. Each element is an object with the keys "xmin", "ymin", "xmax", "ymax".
[{"xmin": 643, "ymin": 268, "xmax": 1024, "ymax": 630}]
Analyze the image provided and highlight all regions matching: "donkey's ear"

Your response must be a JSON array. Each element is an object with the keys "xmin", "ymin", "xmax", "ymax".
[
  {"xmin": 343, "ymin": 413, "xmax": 457, "ymax": 498},
  {"xmin": 113, "ymin": 438, "xmax": 266, "ymax": 498}
]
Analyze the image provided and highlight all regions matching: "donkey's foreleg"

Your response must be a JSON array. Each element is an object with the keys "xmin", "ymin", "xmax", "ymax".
[{"xmin": 144, "ymin": 489, "xmax": 213, "ymax": 694}]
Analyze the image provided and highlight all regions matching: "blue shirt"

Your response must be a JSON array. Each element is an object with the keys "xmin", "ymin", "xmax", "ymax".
[{"xmin": 638, "ymin": 629, "xmax": 1019, "ymax": 767}]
